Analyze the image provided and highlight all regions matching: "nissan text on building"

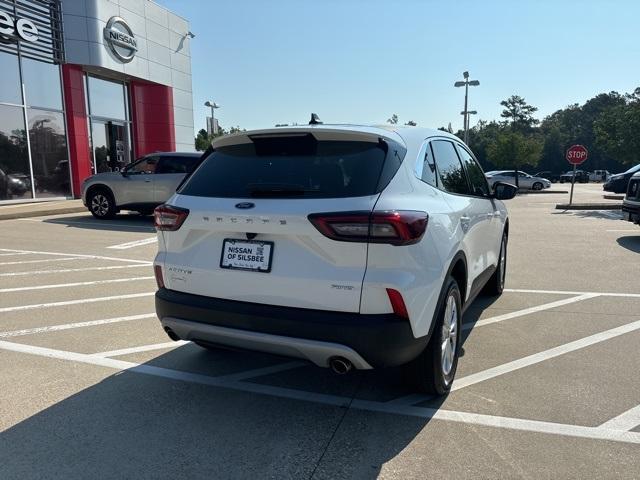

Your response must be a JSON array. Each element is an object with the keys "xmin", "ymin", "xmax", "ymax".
[{"xmin": 0, "ymin": 0, "xmax": 194, "ymax": 204}]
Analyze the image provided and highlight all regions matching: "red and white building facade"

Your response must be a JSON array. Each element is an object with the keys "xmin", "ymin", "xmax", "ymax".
[{"xmin": 0, "ymin": 0, "xmax": 194, "ymax": 203}]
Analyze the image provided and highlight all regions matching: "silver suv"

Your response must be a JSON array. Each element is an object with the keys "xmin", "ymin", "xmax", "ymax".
[{"xmin": 82, "ymin": 152, "xmax": 201, "ymax": 219}]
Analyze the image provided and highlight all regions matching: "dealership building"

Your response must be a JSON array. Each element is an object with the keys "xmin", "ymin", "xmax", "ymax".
[{"xmin": 0, "ymin": 0, "xmax": 194, "ymax": 203}]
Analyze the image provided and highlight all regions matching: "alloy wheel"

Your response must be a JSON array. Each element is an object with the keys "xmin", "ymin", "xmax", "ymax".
[
  {"xmin": 440, "ymin": 294, "xmax": 458, "ymax": 377},
  {"xmin": 91, "ymin": 194, "xmax": 110, "ymax": 217}
]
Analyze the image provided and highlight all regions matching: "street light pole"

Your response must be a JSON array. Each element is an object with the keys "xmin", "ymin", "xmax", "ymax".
[
  {"xmin": 204, "ymin": 100, "xmax": 220, "ymax": 135},
  {"xmin": 454, "ymin": 71, "xmax": 480, "ymax": 145}
]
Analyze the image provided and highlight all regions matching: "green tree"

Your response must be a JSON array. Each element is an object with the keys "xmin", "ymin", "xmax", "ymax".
[
  {"xmin": 594, "ymin": 100, "xmax": 640, "ymax": 166},
  {"xmin": 500, "ymin": 95, "xmax": 539, "ymax": 132},
  {"xmin": 194, "ymin": 125, "xmax": 247, "ymax": 151},
  {"xmin": 387, "ymin": 114, "xmax": 398, "ymax": 125},
  {"xmin": 487, "ymin": 130, "xmax": 543, "ymax": 187},
  {"xmin": 404, "ymin": 120, "xmax": 417, "ymax": 126},
  {"xmin": 194, "ymin": 128, "xmax": 211, "ymax": 151}
]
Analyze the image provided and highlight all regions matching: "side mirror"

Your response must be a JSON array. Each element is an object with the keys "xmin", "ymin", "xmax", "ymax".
[
  {"xmin": 492, "ymin": 181, "xmax": 518, "ymax": 200},
  {"xmin": 121, "ymin": 169, "xmax": 128, "ymax": 177}
]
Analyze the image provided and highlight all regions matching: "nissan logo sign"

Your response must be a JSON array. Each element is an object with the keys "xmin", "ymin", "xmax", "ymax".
[
  {"xmin": 103, "ymin": 16, "xmax": 137, "ymax": 63},
  {"xmin": 0, "ymin": 10, "xmax": 39, "ymax": 43}
]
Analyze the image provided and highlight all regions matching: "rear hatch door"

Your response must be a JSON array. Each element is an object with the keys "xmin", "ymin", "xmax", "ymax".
[{"xmin": 160, "ymin": 129, "xmax": 404, "ymax": 313}]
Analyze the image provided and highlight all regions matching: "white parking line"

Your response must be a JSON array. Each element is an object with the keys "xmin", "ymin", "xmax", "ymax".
[
  {"xmin": 0, "ymin": 257, "xmax": 79, "ymax": 266},
  {"xmin": 0, "ymin": 276, "xmax": 154, "ymax": 293},
  {"xmin": 0, "ymin": 264, "xmax": 150, "ymax": 277},
  {"xmin": 452, "ymin": 318, "xmax": 640, "ymax": 391},
  {"xmin": 92, "ymin": 341, "xmax": 189, "ymax": 358},
  {"xmin": 0, "ymin": 252, "xmax": 31, "ymax": 257},
  {"xmin": 462, "ymin": 293, "xmax": 599, "ymax": 331},
  {"xmin": 0, "ymin": 313, "xmax": 156, "ymax": 338},
  {"xmin": 107, "ymin": 237, "xmax": 158, "ymax": 250},
  {"xmin": 0, "ymin": 292, "xmax": 155, "ymax": 313},
  {"xmin": 0, "ymin": 339, "xmax": 638, "ymax": 445},
  {"xmin": 0, "ymin": 248, "xmax": 152, "ymax": 265},
  {"xmin": 599, "ymin": 405, "xmax": 640, "ymax": 431},
  {"xmin": 606, "ymin": 229, "xmax": 639, "ymax": 233},
  {"xmin": 505, "ymin": 288, "xmax": 640, "ymax": 298},
  {"xmin": 350, "ymin": 399, "xmax": 640, "ymax": 445}
]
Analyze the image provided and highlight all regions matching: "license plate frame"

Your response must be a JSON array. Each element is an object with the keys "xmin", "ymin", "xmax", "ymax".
[{"xmin": 220, "ymin": 238, "xmax": 274, "ymax": 273}]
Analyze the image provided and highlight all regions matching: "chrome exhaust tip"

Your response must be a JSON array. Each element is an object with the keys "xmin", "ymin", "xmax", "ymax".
[{"xmin": 329, "ymin": 356, "xmax": 353, "ymax": 375}]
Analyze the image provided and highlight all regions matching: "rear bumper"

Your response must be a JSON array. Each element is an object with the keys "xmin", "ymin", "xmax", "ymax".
[
  {"xmin": 155, "ymin": 288, "xmax": 428, "ymax": 369},
  {"xmin": 622, "ymin": 202, "xmax": 640, "ymax": 224}
]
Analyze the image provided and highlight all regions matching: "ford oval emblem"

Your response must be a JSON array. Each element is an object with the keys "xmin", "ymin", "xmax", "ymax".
[{"xmin": 235, "ymin": 202, "xmax": 255, "ymax": 209}]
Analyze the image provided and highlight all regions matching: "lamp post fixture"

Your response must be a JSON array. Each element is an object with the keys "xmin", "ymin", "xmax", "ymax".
[
  {"xmin": 204, "ymin": 100, "xmax": 220, "ymax": 135},
  {"xmin": 454, "ymin": 71, "xmax": 480, "ymax": 144}
]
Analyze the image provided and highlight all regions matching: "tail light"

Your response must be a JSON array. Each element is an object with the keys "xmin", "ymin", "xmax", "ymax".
[
  {"xmin": 154, "ymin": 265, "xmax": 165, "ymax": 289},
  {"xmin": 154, "ymin": 204, "xmax": 189, "ymax": 231},
  {"xmin": 308, "ymin": 211, "xmax": 428, "ymax": 246},
  {"xmin": 386, "ymin": 288, "xmax": 409, "ymax": 319}
]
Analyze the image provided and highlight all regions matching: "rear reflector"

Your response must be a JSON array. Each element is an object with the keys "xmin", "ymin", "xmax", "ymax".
[
  {"xmin": 154, "ymin": 265, "xmax": 165, "ymax": 289},
  {"xmin": 154, "ymin": 204, "xmax": 189, "ymax": 231},
  {"xmin": 308, "ymin": 211, "xmax": 428, "ymax": 245},
  {"xmin": 386, "ymin": 288, "xmax": 409, "ymax": 319}
]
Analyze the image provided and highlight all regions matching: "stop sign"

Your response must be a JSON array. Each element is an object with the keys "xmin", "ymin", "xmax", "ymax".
[{"xmin": 566, "ymin": 145, "xmax": 588, "ymax": 165}]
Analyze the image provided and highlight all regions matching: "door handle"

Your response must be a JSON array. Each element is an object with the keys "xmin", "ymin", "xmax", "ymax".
[{"xmin": 144, "ymin": 179, "xmax": 151, "ymax": 183}]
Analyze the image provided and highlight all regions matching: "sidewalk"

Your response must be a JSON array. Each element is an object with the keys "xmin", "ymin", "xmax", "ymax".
[{"xmin": 0, "ymin": 200, "xmax": 86, "ymax": 220}]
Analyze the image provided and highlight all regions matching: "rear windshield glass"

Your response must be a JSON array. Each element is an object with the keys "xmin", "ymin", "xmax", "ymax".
[{"xmin": 178, "ymin": 136, "xmax": 394, "ymax": 198}]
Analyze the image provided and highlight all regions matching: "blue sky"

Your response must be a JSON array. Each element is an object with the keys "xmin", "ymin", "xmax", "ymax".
[{"xmin": 157, "ymin": 0, "xmax": 640, "ymax": 135}]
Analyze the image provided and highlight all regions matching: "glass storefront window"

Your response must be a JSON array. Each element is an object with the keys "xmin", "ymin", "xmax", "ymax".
[
  {"xmin": 87, "ymin": 76, "xmax": 126, "ymax": 120},
  {"xmin": 21, "ymin": 58, "xmax": 63, "ymax": 110},
  {"xmin": 0, "ymin": 105, "xmax": 32, "ymax": 201},
  {"xmin": 27, "ymin": 109, "xmax": 70, "ymax": 198},
  {"xmin": 0, "ymin": 51, "xmax": 23, "ymax": 105}
]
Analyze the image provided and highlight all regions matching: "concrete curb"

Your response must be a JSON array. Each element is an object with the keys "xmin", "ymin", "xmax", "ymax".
[
  {"xmin": 555, "ymin": 203, "xmax": 622, "ymax": 211},
  {"xmin": 519, "ymin": 190, "xmax": 568, "ymax": 195},
  {"xmin": 0, "ymin": 204, "xmax": 86, "ymax": 221}
]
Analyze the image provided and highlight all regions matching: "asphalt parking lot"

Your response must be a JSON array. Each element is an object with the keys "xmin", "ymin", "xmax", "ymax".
[{"xmin": 1, "ymin": 183, "xmax": 639, "ymax": 479}]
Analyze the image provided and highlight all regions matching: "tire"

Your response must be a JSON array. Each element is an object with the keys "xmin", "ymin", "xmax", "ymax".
[
  {"xmin": 406, "ymin": 277, "xmax": 462, "ymax": 395},
  {"xmin": 532, "ymin": 182, "xmax": 543, "ymax": 191},
  {"xmin": 484, "ymin": 232, "xmax": 507, "ymax": 296},
  {"xmin": 88, "ymin": 188, "xmax": 116, "ymax": 219}
]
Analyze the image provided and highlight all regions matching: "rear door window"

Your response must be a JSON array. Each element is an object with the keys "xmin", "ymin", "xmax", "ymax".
[
  {"xmin": 455, "ymin": 143, "xmax": 490, "ymax": 196},
  {"xmin": 157, "ymin": 156, "xmax": 199, "ymax": 174},
  {"xmin": 430, "ymin": 140, "xmax": 470, "ymax": 195},
  {"xmin": 179, "ymin": 135, "xmax": 398, "ymax": 198}
]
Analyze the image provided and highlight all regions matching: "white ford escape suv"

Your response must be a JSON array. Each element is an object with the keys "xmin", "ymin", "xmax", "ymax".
[{"xmin": 153, "ymin": 124, "xmax": 517, "ymax": 394}]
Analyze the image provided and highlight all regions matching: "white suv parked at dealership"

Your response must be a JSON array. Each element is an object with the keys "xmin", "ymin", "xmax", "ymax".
[{"xmin": 153, "ymin": 124, "xmax": 517, "ymax": 394}]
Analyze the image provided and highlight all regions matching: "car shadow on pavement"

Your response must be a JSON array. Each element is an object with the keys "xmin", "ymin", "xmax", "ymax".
[
  {"xmin": 43, "ymin": 214, "xmax": 156, "ymax": 233},
  {"xmin": 0, "ymin": 344, "xmax": 451, "ymax": 479},
  {"xmin": 616, "ymin": 235, "xmax": 640, "ymax": 253},
  {"xmin": 0, "ymin": 293, "xmax": 502, "ymax": 479}
]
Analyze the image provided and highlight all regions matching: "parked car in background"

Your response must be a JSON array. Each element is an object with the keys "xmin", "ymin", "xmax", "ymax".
[
  {"xmin": 622, "ymin": 172, "xmax": 640, "ymax": 225},
  {"xmin": 589, "ymin": 170, "xmax": 610, "ymax": 182},
  {"xmin": 154, "ymin": 124, "xmax": 518, "ymax": 394},
  {"xmin": 485, "ymin": 170, "xmax": 551, "ymax": 190},
  {"xmin": 603, "ymin": 164, "xmax": 640, "ymax": 194},
  {"xmin": 82, "ymin": 152, "xmax": 201, "ymax": 219},
  {"xmin": 534, "ymin": 171, "xmax": 561, "ymax": 183},
  {"xmin": 560, "ymin": 170, "xmax": 590, "ymax": 183}
]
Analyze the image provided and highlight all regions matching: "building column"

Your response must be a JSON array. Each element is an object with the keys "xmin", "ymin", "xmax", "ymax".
[
  {"xmin": 61, "ymin": 64, "xmax": 92, "ymax": 199},
  {"xmin": 129, "ymin": 80, "xmax": 176, "ymax": 157}
]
